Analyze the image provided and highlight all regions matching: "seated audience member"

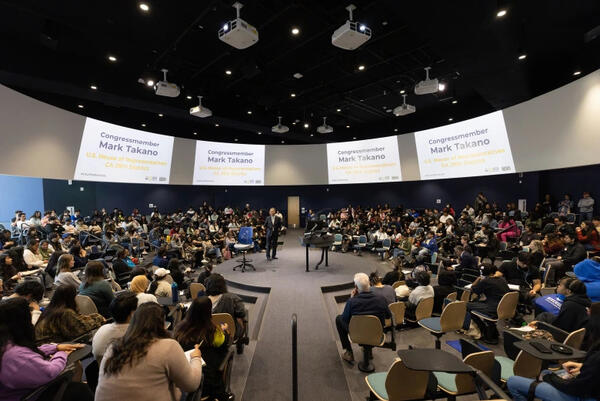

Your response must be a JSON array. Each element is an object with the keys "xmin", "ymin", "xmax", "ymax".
[
  {"xmin": 174, "ymin": 297, "xmax": 231, "ymax": 401},
  {"xmin": 7, "ymin": 280, "xmax": 45, "ymax": 324},
  {"xmin": 369, "ymin": 272, "xmax": 396, "ymax": 304},
  {"xmin": 547, "ymin": 233, "xmax": 587, "ymax": 285},
  {"xmin": 95, "ymin": 303, "xmax": 202, "ymax": 401},
  {"xmin": 150, "ymin": 267, "xmax": 173, "ymax": 298},
  {"xmin": 534, "ymin": 278, "xmax": 591, "ymax": 333},
  {"xmin": 79, "ymin": 261, "xmax": 115, "ymax": 317},
  {"xmin": 433, "ymin": 267, "xmax": 458, "ymax": 314},
  {"xmin": 23, "ymin": 239, "xmax": 46, "ymax": 269},
  {"xmin": 167, "ymin": 258, "xmax": 187, "ymax": 290},
  {"xmin": 576, "ymin": 221, "xmax": 600, "ymax": 251},
  {"xmin": 520, "ymin": 224, "xmax": 540, "ymax": 245},
  {"xmin": 205, "ymin": 273, "xmax": 247, "ymax": 353},
  {"xmin": 196, "ymin": 263, "xmax": 214, "ymax": 286},
  {"xmin": 463, "ymin": 264, "xmax": 510, "ymax": 342},
  {"xmin": 35, "ymin": 285, "xmax": 104, "ymax": 341},
  {"xmin": 0, "ymin": 229, "xmax": 15, "ymax": 251},
  {"xmin": 54, "ymin": 253, "xmax": 81, "ymax": 288},
  {"xmin": 112, "ymin": 248, "xmax": 135, "ymax": 276},
  {"xmin": 411, "ymin": 230, "xmax": 438, "ymax": 263},
  {"xmin": 449, "ymin": 245, "xmax": 477, "ymax": 276},
  {"xmin": 130, "ymin": 275, "xmax": 158, "ymax": 306},
  {"xmin": 44, "ymin": 249, "xmax": 65, "ymax": 278},
  {"xmin": 153, "ymin": 246, "xmax": 169, "ymax": 268},
  {"xmin": 381, "ymin": 259, "xmax": 403, "ymax": 285},
  {"xmin": 92, "ymin": 291, "xmax": 138, "ymax": 362},
  {"xmin": 129, "ymin": 265, "xmax": 149, "ymax": 281},
  {"xmin": 335, "ymin": 273, "xmax": 391, "ymax": 363},
  {"xmin": 498, "ymin": 252, "xmax": 541, "ymax": 304},
  {"xmin": 528, "ymin": 239, "xmax": 545, "ymax": 268},
  {"xmin": 69, "ymin": 245, "xmax": 88, "ymax": 269},
  {"xmin": 405, "ymin": 271, "xmax": 434, "ymax": 320},
  {"xmin": 543, "ymin": 232, "xmax": 564, "ymax": 256},
  {"xmin": 0, "ymin": 298, "xmax": 92, "ymax": 401},
  {"xmin": 0, "ymin": 253, "xmax": 19, "ymax": 293},
  {"xmin": 574, "ymin": 257, "xmax": 600, "ymax": 302},
  {"xmin": 497, "ymin": 214, "xmax": 519, "ymax": 242}
]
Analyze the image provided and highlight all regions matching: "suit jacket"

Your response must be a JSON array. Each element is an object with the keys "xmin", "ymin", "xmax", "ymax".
[{"xmin": 264, "ymin": 215, "xmax": 282, "ymax": 236}]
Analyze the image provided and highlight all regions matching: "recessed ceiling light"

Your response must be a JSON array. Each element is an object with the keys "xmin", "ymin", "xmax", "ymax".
[
  {"xmin": 193, "ymin": 132, "xmax": 197, "ymax": 135},
  {"xmin": 394, "ymin": 128, "xmax": 398, "ymax": 132},
  {"xmin": 496, "ymin": 9, "xmax": 507, "ymax": 17},
  {"xmin": 310, "ymin": 134, "xmax": 314, "ymax": 137},
  {"xmin": 400, "ymin": 89, "xmax": 405, "ymax": 94},
  {"xmin": 215, "ymin": 123, "xmax": 220, "ymax": 127},
  {"xmin": 158, "ymin": 113, "xmax": 163, "ymax": 117},
  {"xmin": 358, "ymin": 65, "xmax": 365, "ymax": 71},
  {"xmin": 518, "ymin": 54, "xmax": 527, "ymax": 60},
  {"xmin": 90, "ymin": 85, "xmax": 97, "ymax": 90},
  {"xmin": 346, "ymin": 125, "xmax": 350, "ymax": 128},
  {"xmin": 452, "ymin": 99, "xmax": 458, "ymax": 104},
  {"xmin": 292, "ymin": 121, "xmax": 296, "ymax": 125},
  {"xmin": 77, "ymin": 104, "xmax": 84, "ymax": 109},
  {"xmin": 291, "ymin": 27, "xmax": 300, "ymax": 35},
  {"xmin": 573, "ymin": 70, "xmax": 582, "ymax": 76},
  {"xmin": 247, "ymin": 110, "xmax": 252, "ymax": 115},
  {"xmin": 139, "ymin": 2, "xmax": 150, "ymax": 12},
  {"xmin": 448, "ymin": 118, "xmax": 453, "ymax": 122},
  {"xmin": 303, "ymin": 123, "xmax": 309, "ymax": 128},
  {"xmin": 141, "ymin": 123, "xmax": 146, "ymax": 127},
  {"xmin": 336, "ymin": 108, "xmax": 341, "ymax": 112},
  {"xmin": 290, "ymin": 93, "xmax": 296, "ymax": 98},
  {"xmin": 108, "ymin": 55, "xmax": 117, "ymax": 62},
  {"xmin": 438, "ymin": 83, "xmax": 446, "ymax": 91},
  {"xmin": 186, "ymin": 95, "xmax": 192, "ymax": 99},
  {"xmin": 281, "ymin": 140, "xmax": 285, "ymax": 144},
  {"xmin": 234, "ymin": 138, "xmax": 238, "ymax": 142},
  {"xmin": 257, "ymin": 131, "xmax": 262, "ymax": 135},
  {"xmin": 146, "ymin": 79, "xmax": 154, "ymax": 87},
  {"xmin": 225, "ymin": 70, "xmax": 232, "ymax": 75},
  {"xmin": 382, "ymin": 21, "xmax": 388, "ymax": 26},
  {"xmin": 353, "ymin": 137, "xmax": 357, "ymax": 140},
  {"xmin": 293, "ymin": 72, "xmax": 303, "ymax": 79},
  {"xmin": 359, "ymin": 25, "xmax": 366, "ymax": 32}
]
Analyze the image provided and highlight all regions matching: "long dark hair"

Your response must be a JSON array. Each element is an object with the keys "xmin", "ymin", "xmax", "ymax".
[
  {"xmin": 0, "ymin": 298, "xmax": 44, "ymax": 369},
  {"xmin": 37, "ymin": 284, "xmax": 78, "ymax": 324},
  {"xmin": 46, "ymin": 250, "xmax": 65, "ymax": 276},
  {"xmin": 82, "ymin": 261, "xmax": 104, "ymax": 288},
  {"xmin": 174, "ymin": 296, "xmax": 216, "ymax": 347},
  {"xmin": 103, "ymin": 302, "xmax": 169, "ymax": 375}
]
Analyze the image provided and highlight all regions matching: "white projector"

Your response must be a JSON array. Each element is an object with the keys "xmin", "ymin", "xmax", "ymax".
[
  {"xmin": 316, "ymin": 117, "xmax": 334, "ymax": 134},
  {"xmin": 190, "ymin": 96, "xmax": 212, "ymax": 118},
  {"xmin": 218, "ymin": 2, "xmax": 258, "ymax": 50},
  {"xmin": 393, "ymin": 95, "xmax": 416, "ymax": 116},
  {"xmin": 271, "ymin": 116, "xmax": 289, "ymax": 133},
  {"xmin": 331, "ymin": 4, "xmax": 371, "ymax": 50},
  {"xmin": 414, "ymin": 67, "xmax": 439, "ymax": 95},
  {"xmin": 154, "ymin": 69, "xmax": 180, "ymax": 98}
]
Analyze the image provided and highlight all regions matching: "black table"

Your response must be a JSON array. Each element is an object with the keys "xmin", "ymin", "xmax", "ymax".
[
  {"xmin": 515, "ymin": 339, "xmax": 587, "ymax": 360},
  {"xmin": 397, "ymin": 349, "xmax": 472, "ymax": 373},
  {"xmin": 67, "ymin": 344, "xmax": 92, "ymax": 364},
  {"xmin": 300, "ymin": 236, "xmax": 332, "ymax": 272}
]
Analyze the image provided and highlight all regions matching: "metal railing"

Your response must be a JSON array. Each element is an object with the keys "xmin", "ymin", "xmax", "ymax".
[{"xmin": 291, "ymin": 313, "xmax": 298, "ymax": 401}]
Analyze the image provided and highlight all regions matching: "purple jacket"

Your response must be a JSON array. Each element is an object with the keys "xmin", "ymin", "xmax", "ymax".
[{"xmin": 0, "ymin": 343, "xmax": 67, "ymax": 401}]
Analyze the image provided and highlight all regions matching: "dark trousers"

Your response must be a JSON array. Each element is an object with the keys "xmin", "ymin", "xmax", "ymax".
[
  {"xmin": 266, "ymin": 230, "xmax": 278, "ymax": 258},
  {"xmin": 335, "ymin": 315, "xmax": 352, "ymax": 351}
]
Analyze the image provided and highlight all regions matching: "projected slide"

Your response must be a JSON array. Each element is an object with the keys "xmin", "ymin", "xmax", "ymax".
[
  {"xmin": 415, "ymin": 111, "xmax": 515, "ymax": 180},
  {"xmin": 327, "ymin": 136, "xmax": 402, "ymax": 184},
  {"xmin": 193, "ymin": 140, "xmax": 265, "ymax": 186},
  {"xmin": 74, "ymin": 118, "xmax": 174, "ymax": 184}
]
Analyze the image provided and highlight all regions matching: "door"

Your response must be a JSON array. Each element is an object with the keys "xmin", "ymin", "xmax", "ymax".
[{"xmin": 287, "ymin": 196, "xmax": 300, "ymax": 228}]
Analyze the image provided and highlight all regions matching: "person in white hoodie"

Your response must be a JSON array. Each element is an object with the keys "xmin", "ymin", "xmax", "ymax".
[{"xmin": 23, "ymin": 239, "xmax": 46, "ymax": 269}]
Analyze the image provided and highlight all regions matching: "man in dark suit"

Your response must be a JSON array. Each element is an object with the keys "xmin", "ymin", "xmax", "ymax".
[{"xmin": 264, "ymin": 207, "xmax": 282, "ymax": 261}]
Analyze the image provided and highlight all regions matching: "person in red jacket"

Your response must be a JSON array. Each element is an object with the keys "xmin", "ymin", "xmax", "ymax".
[{"xmin": 576, "ymin": 221, "xmax": 600, "ymax": 251}]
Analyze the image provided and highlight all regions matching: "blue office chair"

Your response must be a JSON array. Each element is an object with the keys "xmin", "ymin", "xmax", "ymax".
[
  {"xmin": 333, "ymin": 233, "xmax": 343, "ymax": 251},
  {"xmin": 375, "ymin": 238, "xmax": 391, "ymax": 260},
  {"xmin": 353, "ymin": 235, "xmax": 367, "ymax": 256},
  {"xmin": 233, "ymin": 227, "xmax": 255, "ymax": 272}
]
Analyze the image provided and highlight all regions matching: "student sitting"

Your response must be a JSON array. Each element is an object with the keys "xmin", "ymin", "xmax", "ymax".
[
  {"xmin": 23, "ymin": 239, "xmax": 46, "ymax": 269},
  {"xmin": 54, "ymin": 253, "xmax": 81, "ymax": 288},
  {"xmin": 6, "ymin": 280, "xmax": 45, "ymax": 325},
  {"xmin": 433, "ymin": 267, "xmax": 458, "ymax": 314},
  {"xmin": 0, "ymin": 298, "xmax": 92, "ymax": 401},
  {"xmin": 533, "ymin": 278, "xmax": 591, "ymax": 333},
  {"xmin": 152, "ymin": 246, "xmax": 169, "ymax": 268},
  {"xmin": 69, "ymin": 245, "xmax": 88, "ymax": 269},
  {"xmin": 369, "ymin": 272, "xmax": 396, "ymax": 304},
  {"xmin": 150, "ymin": 268, "xmax": 173, "ymax": 298},
  {"xmin": 130, "ymin": 275, "xmax": 158, "ymax": 306},
  {"xmin": 0, "ymin": 252, "xmax": 19, "ymax": 294},
  {"xmin": 92, "ymin": 291, "xmax": 138, "ymax": 363},
  {"xmin": 112, "ymin": 248, "xmax": 135, "ymax": 277},
  {"xmin": 381, "ymin": 259, "xmax": 403, "ymax": 285},
  {"xmin": 78, "ymin": 261, "xmax": 115, "ymax": 317},
  {"xmin": 35, "ymin": 284, "xmax": 104, "ymax": 342},
  {"xmin": 174, "ymin": 297, "xmax": 231, "ymax": 401},
  {"xmin": 404, "ymin": 271, "xmax": 434, "ymax": 320},
  {"xmin": 95, "ymin": 303, "xmax": 202, "ymax": 401}
]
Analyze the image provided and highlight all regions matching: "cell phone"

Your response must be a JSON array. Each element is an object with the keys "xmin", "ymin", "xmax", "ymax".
[{"xmin": 530, "ymin": 341, "xmax": 552, "ymax": 354}]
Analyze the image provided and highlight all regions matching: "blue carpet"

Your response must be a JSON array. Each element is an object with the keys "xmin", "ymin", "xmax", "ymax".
[{"xmin": 446, "ymin": 340, "xmax": 490, "ymax": 353}]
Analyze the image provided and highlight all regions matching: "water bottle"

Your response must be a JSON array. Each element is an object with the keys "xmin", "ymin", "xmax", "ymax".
[{"xmin": 171, "ymin": 282, "xmax": 179, "ymax": 303}]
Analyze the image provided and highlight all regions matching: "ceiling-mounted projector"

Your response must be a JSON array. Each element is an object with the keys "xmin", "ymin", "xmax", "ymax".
[
  {"xmin": 414, "ymin": 67, "xmax": 439, "ymax": 95},
  {"xmin": 218, "ymin": 2, "xmax": 258, "ymax": 50},
  {"xmin": 332, "ymin": 4, "xmax": 371, "ymax": 50},
  {"xmin": 317, "ymin": 117, "xmax": 334, "ymax": 134},
  {"xmin": 393, "ymin": 94, "xmax": 416, "ymax": 116},
  {"xmin": 154, "ymin": 69, "xmax": 180, "ymax": 98},
  {"xmin": 272, "ymin": 116, "xmax": 289, "ymax": 133},
  {"xmin": 190, "ymin": 96, "xmax": 212, "ymax": 118}
]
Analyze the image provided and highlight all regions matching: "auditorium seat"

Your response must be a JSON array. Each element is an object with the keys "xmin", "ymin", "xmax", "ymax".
[
  {"xmin": 349, "ymin": 315, "xmax": 386, "ymax": 372},
  {"xmin": 190, "ymin": 282, "xmax": 206, "ymax": 300},
  {"xmin": 471, "ymin": 291, "xmax": 519, "ymax": 328},
  {"xmin": 375, "ymin": 238, "xmax": 391, "ymax": 260},
  {"xmin": 75, "ymin": 294, "xmax": 99, "ymax": 315},
  {"xmin": 365, "ymin": 358, "xmax": 430, "ymax": 401},
  {"xmin": 404, "ymin": 297, "xmax": 434, "ymax": 324},
  {"xmin": 433, "ymin": 350, "xmax": 495, "ymax": 397},
  {"xmin": 354, "ymin": 235, "xmax": 367, "ymax": 256},
  {"xmin": 418, "ymin": 301, "xmax": 466, "ymax": 349},
  {"xmin": 212, "ymin": 313, "xmax": 236, "ymax": 345}
]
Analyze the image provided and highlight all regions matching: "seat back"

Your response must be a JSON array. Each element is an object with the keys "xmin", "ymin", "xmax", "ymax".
[
  {"xmin": 392, "ymin": 280, "xmax": 406, "ymax": 289},
  {"xmin": 381, "ymin": 238, "xmax": 391, "ymax": 249},
  {"xmin": 334, "ymin": 233, "xmax": 343, "ymax": 243},
  {"xmin": 349, "ymin": 315, "xmax": 384, "ymax": 346},
  {"xmin": 238, "ymin": 227, "xmax": 253, "ymax": 245},
  {"xmin": 75, "ymin": 295, "xmax": 98, "ymax": 315},
  {"xmin": 358, "ymin": 235, "xmax": 367, "ymax": 245},
  {"xmin": 496, "ymin": 291, "xmax": 519, "ymax": 320},
  {"xmin": 22, "ymin": 366, "xmax": 75, "ymax": 401},
  {"xmin": 440, "ymin": 301, "xmax": 467, "ymax": 332},
  {"xmin": 564, "ymin": 327, "xmax": 586, "ymax": 349},
  {"xmin": 414, "ymin": 297, "xmax": 434, "ymax": 321},
  {"xmin": 212, "ymin": 313, "xmax": 236, "ymax": 344},
  {"xmin": 513, "ymin": 350, "xmax": 543, "ymax": 379},
  {"xmin": 389, "ymin": 302, "xmax": 406, "ymax": 326},
  {"xmin": 455, "ymin": 351, "xmax": 495, "ymax": 394},
  {"xmin": 446, "ymin": 292, "xmax": 457, "ymax": 302},
  {"xmin": 542, "ymin": 264, "xmax": 555, "ymax": 288},
  {"xmin": 190, "ymin": 282, "xmax": 206, "ymax": 300},
  {"xmin": 460, "ymin": 290, "xmax": 473, "ymax": 303},
  {"xmin": 385, "ymin": 358, "xmax": 430, "ymax": 401}
]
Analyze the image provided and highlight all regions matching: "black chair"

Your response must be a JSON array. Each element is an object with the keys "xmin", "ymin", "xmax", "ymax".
[
  {"xmin": 84, "ymin": 360, "xmax": 99, "ymax": 393},
  {"xmin": 21, "ymin": 367, "xmax": 75, "ymax": 401}
]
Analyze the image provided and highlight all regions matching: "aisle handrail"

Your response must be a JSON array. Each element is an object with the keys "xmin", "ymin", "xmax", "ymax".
[{"xmin": 291, "ymin": 313, "xmax": 298, "ymax": 401}]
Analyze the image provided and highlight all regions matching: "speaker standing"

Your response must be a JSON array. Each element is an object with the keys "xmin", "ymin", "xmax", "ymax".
[{"xmin": 264, "ymin": 207, "xmax": 282, "ymax": 261}]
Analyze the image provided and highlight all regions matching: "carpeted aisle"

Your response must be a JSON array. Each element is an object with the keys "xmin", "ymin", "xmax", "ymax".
[{"xmin": 216, "ymin": 229, "xmax": 390, "ymax": 401}]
